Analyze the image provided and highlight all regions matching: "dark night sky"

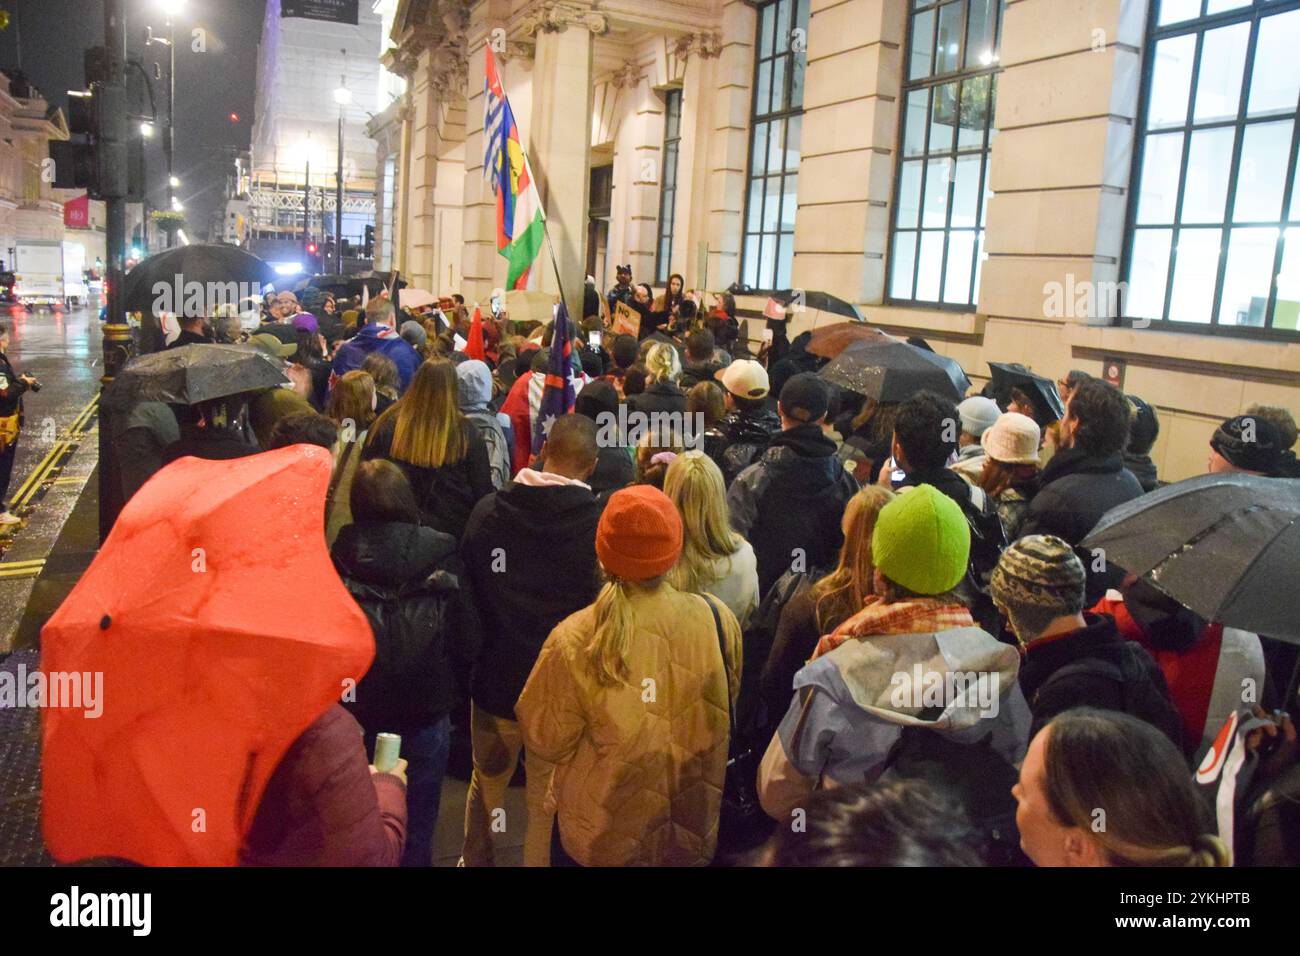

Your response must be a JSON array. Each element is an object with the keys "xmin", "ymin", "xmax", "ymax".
[{"xmin": 0, "ymin": 0, "xmax": 267, "ymax": 238}]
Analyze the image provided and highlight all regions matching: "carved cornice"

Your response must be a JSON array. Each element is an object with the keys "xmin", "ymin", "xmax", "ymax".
[
  {"xmin": 518, "ymin": 2, "xmax": 610, "ymax": 38},
  {"xmin": 673, "ymin": 30, "xmax": 722, "ymax": 60}
]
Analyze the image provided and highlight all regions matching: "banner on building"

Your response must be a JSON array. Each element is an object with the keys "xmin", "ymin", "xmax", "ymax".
[
  {"xmin": 281, "ymin": 0, "xmax": 358, "ymax": 25},
  {"xmin": 63, "ymin": 194, "xmax": 90, "ymax": 229}
]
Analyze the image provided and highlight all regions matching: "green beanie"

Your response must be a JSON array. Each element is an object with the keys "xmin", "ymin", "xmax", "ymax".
[{"xmin": 871, "ymin": 484, "xmax": 971, "ymax": 596}]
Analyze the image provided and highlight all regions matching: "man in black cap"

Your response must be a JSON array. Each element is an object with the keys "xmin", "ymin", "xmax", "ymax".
[
  {"xmin": 606, "ymin": 264, "xmax": 634, "ymax": 316},
  {"xmin": 1123, "ymin": 395, "xmax": 1161, "ymax": 491},
  {"xmin": 727, "ymin": 372, "xmax": 860, "ymax": 594},
  {"xmin": 1207, "ymin": 414, "xmax": 1283, "ymax": 477}
]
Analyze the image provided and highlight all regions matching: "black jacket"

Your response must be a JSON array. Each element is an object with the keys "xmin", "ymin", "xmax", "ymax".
[
  {"xmin": 1020, "ymin": 447, "xmax": 1145, "ymax": 604},
  {"xmin": 162, "ymin": 425, "xmax": 260, "ymax": 463},
  {"xmin": 589, "ymin": 445, "xmax": 635, "ymax": 499},
  {"xmin": 627, "ymin": 380, "xmax": 687, "ymax": 417},
  {"xmin": 1123, "ymin": 451, "xmax": 1160, "ymax": 491},
  {"xmin": 0, "ymin": 352, "xmax": 28, "ymax": 418},
  {"xmin": 363, "ymin": 413, "xmax": 494, "ymax": 540},
  {"xmin": 727, "ymin": 423, "xmax": 860, "ymax": 595},
  {"xmin": 709, "ymin": 407, "xmax": 782, "ymax": 485},
  {"xmin": 679, "ymin": 359, "xmax": 726, "ymax": 391},
  {"xmin": 168, "ymin": 329, "xmax": 212, "ymax": 349},
  {"xmin": 1019, "ymin": 613, "xmax": 1183, "ymax": 749},
  {"xmin": 460, "ymin": 480, "xmax": 605, "ymax": 719},
  {"xmin": 332, "ymin": 521, "xmax": 479, "ymax": 733}
]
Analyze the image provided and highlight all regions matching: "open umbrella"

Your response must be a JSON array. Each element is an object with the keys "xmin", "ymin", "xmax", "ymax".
[
  {"xmin": 770, "ymin": 289, "xmax": 863, "ymax": 320},
  {"xmin": 806, "ymin": 322, "xmax": 897, "ymax": 359},
  {"xmin": 400, "ymin": 287, "xmax": 436, "ymax": 310},
  {"xmin": 123, "ymin": 244, "xmax": 276, "ymax": 315},
  {"xmin": 102, "ymin": 343, "xmax": 290, "ymax": 409},
  {"xmin": 987, "ymin": 362, "xmax": 1065, "ymax": 425},
  {"xmin": 1081, "ymin": 473, "xmax": 1300, "ymax": 645},
  {"xmin": 40, "ymin": 446, "xmax": 375, "ymax": 866},
  {"xmin": 819, "ymin": 340, "xmax": 971, "ymax": 402}
]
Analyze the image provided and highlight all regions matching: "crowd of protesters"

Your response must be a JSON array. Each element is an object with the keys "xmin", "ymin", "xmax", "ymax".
[{"xmin": 82, "ymin": 266, "xmax": 1300, "ymax": 869}]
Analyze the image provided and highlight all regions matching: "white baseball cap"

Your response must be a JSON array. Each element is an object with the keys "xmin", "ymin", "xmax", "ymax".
[{"xmin": 715, "ymin": 359, "xmax": 770, "ymax": 399}]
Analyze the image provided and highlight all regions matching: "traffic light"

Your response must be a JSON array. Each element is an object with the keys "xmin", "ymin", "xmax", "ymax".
[
  {"xmin": 363, "ymin": 224, "xmax": 374, "ymax": 258},
  {"xmin": 307, "ymin": 242, "xmax": 318, "ymax": 255}
]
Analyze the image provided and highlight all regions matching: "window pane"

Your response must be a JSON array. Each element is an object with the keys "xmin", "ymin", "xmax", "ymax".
[
  {"xmin": 759, "ymin": 232, "xmax": 777, "ymax": 289},
  {"xmin": 781, "ymin": 175, "xmax": 799, "ymax": 230},
  {"xmin": 767, "ymin": 118, "xmax": 785, "ymax": 172},
  {"xmin": 747, "ymin": 178, "xmax": 764, "ymax": 232},
  {"xmin": 1248, "ymin": 10, "xmax": 1300, "ymax": 119},
  {"xmin": 915, "ymin": 231, "xmax": 945, "ymax": 300},
  {"xmin": 790, "ymin": 48, "xmax": 806, "ymax": 109},
  {"xmin": 759, "ymin": 2, "xmax": 775, "ymax": 58},
  {"xmin": 891, "ymin": 231, "xmax": 918, "ymax": 298},
  {"xmin": 973, "ymin": 230, "xmax": 986, "ymax": 305},
  {"xmin": 1136, "ymin": 131, "xmax": 1184, "ymax": 224},
  {"xmin": 923, "ymin": 158, "xmax": 951, "ymax": 227},
  {"xmin": 777, "ymin": 234, "xmax": 794, "ymax": 289},
  {"xmin": 910, "ymin": 8, "xmax": 936, "ymax": 80},
  {"xmin": 785, "ymin": 114, "xmax": 802, "ymax": 171},
  {"xmin": 958, "ymin": 76, "xmax": 991, "ymax": 149},
  {"xmin": 943, "ymin": 230, "xmax": 976, "ymax": 304},
  {"xmin": 1293, "ymin": 140, "xmax": 1300, "ymax": 220},
  {"xmin": 763, "ymin": 176, "xmax": 781, "ymax": 232},
  {"xmin": 743, "ymin": 235, "xmax": 761, "ymax": 287},
  {"xmin": 775, "ymin": 0, "xmax": 793, "ymax": 54},
  {"xmin": 897, "ymin": 160, "xmax": 924, "ymax": 228},
  {"xmin": 1218, "ymin": 227, "xmax": 1280, "ymax": 326},
  {"xmin": 1128, "ymin": 229, "xmax": 1173, "ymax": 319},
  {"xmin": 935, "ymin": 1, "xmax": 964, "ymax": 74},
  {"xmin": 965, "ymin": 0, "xmax": 997, "ymax": 69},
  {"xmin": 664, "ymin": 143, "xmax": 678, "ymax": 189},
  {"xmin": 1234, "ymin": 121, "xmax": 1292, "ymax": 222},
  {"xmin": 1169, "ymin": 229, "xmax": 1223, "ymax": 323},
  {"xmin": 772, "ymin": 55, "xmax": 789, "ymax": 113},
  {"xmin": 1147, "ymin": 34, "xmax": 1196, "ymax": 130},
  {"xmin": 1181, "ymin": 127, "xmax": 1236, "ymax": 223},
  {"xmin": 1275, "ymin": 229, "xmax": 1300, "ymax": 330},
  {"xmin": 755, "ymin": 59, "xmax": 773, "ymax": 116},
  {"xmin": 1205, "ymin": 0, "xmax": 1249, "ymax": 13},
  {"xmin": 903, "ymin": 88, "xmax": 930, "ymax": 156},
  {"xmin": 1158, "ymin": 0, "xmax": 1199, "ymax": 25},
  {"xmin": 751, "ymin": 122, "xmax": 770, "ymax": 176},
  {"xmin": 930, "ymin": 82, "xmax": 958, "ymax": 154},
  {"xmin": 951, "ymin": 154, "xmax": 982, "ymax": 227},
  {"xmin": 1193, "ymin": 23, "xmax": 1249, "ymax": 125}
]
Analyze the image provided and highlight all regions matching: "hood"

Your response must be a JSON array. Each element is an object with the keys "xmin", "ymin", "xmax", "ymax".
[
  {"xmin": 767, "ymin": 422, "xmax": 837, "ymax": 459},
  {"xmin": 1123, "ymin": 451, "xmax": 1158, "ymax": 488},
  {"xmin": 332, "ymin": 520, "xmax": 457, "ymax": 586},
  {"xmin": 798, "ymin": 627, "xmax": 1021, "ymax": 732},
  {"xmin": 457, "ymin": 359, "xmax": 494, "ymax": 410},
  {"xmin": 351, "ymin": 323, "xmax": 400, "ymax": 347},
  {"xmin": 495, "ymin": 479, "xmax": 599, "ymax": 528}
]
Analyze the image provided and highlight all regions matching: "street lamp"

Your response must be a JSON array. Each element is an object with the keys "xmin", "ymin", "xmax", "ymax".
[
  {"xmin": 169, "ymin": 175, "xmax": 180, "ymax": 188},
  {"xmin": 148, "ymin": 0, "xmax": 184, "ymax": 245},
  {"xmin": 140, "ymin": 121, "xmax": 155, "ymax": 137},
  {"xmin": 333, "ymin": 51, "xmax": 350, "ymax": 275},
  {"xmin": 171, "ymin": 197, "xmax": 183, "ymax": 212}
]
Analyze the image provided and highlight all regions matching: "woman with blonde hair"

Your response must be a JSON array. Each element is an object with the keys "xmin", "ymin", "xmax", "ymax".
[
  {"xmin": 517, "ymin": 485, "xmax": 742, "ymax": 866},
  {"xmin": 363, "ymin": 359, "xmax": 493, "ymax": 538},
  {"xmin": 1014, "ymin": 708, "xmax": 1230, "ymax": 867},
  {"xmin": 759, "ymin": 485, "xmax": 894, "ymax": 730},
  {"xmin": 628, "ymin": 342, "xmax": 687, "ymax": 417},
  {"xmin": 664, "ymin": 450, "xmax": 759, "ymax": 628},
  {"xmin": 324, "ymin": 370, "xmax": 377, "ymax": 544}
]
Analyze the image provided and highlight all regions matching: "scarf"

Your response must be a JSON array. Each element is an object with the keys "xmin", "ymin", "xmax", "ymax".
[{"xmin": 812, "ymin": 595, "xmax": 974, "ymax": 660}]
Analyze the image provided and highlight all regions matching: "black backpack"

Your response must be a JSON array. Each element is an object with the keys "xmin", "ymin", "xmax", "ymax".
[
  {"xmin": 954, "ymin": 485, "xmax": 1008, "ymax": 636},
  {"xmin": 880, "ymin": 721, "xmax": 1030, "ymax": 866}
]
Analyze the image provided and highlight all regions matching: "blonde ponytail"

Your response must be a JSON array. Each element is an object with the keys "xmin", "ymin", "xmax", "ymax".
[{"xmin": 586, "ymin": 578, "xmax": 638, "ymax": 687}]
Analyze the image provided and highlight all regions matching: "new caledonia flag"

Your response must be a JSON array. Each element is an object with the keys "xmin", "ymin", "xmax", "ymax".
[{"xmin": 485, "ymin": 49, "xmax": 545, "ymax": 290}]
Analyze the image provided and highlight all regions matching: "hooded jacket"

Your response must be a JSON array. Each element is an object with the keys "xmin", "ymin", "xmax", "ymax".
[
  {"xmin": 1019, "ymin": 446, "xmax": 1145, "ymax": 604},
  {"xmin": 709, "ymin": 406, "xmax": 783, "ymax": 485},
  {"xmin": 727, "ymin": 423, "xmax": 860, "ymax": 595},
  {"xmin": 757, "ymin": 625, "xmax": 1031, "ymax": 820},
  {"xmin": 457, "ymin": 360, "xmax": 512, "ymax": 489},
  {"xmin": 628, "ymin": 379, "xmax": 688, "ymax": 417},
  {"xmin": 460, "ymin": 477, "xmax": 605, "ymax": 719},
  {"xmin": 331, "ymin": 323, "xmax": 421, "ymax": 393},
  {"xmin": 517, "ymin": 588, "xmax": 742, "ymax": 866},
  {"xmin": 1122, "ymin": 451, "xmax": 1160, "ymax": 491},
  {"xmin": 331, "ymin": 521, "xmax": 480, "ymax": 732}
]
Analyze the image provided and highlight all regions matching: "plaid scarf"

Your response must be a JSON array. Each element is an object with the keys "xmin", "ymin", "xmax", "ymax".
[{"xmin": 812, "ymin": 596, "xmax": 973, "ymax": 660}]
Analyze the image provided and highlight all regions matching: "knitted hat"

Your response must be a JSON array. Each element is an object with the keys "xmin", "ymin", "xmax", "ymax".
[
  {"xmin": 957, "ymin": 396, "xmax": 1001, "ymax": 438},
  {"xmin": 1211, "ymin": 415, "xmax": 1282, "ymax": 474},
  {"xmin": 596, "ymin": 486, "xmax": 683, "ymax": 581},
  {"xmin": 871, "ymin": 485, "xmax": 970, "ymax": 596},
  {"xmin": 981, "ymin": 412, "xmax": 1041, "ymax": 465},
  {"xmin": 989, "ymin": 535, "xmax": 1085, "ymax": 618}
]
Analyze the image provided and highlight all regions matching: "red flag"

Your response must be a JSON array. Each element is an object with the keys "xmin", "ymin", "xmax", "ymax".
[{"xmin": 465, "ymin": 306, "xmax": 486, "ymax": 361}]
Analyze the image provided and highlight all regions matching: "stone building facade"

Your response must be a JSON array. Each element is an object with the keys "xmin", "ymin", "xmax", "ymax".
[{"xmin": 375, "ymin": 0, "xmax": 1300, "ymax": 480}]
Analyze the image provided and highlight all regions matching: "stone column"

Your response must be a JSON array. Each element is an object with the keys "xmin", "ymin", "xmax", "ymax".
[
  {"xmin": 526, "ymin": 3, "xmax": 606, "ymax": 319},
  {"xmin": 673, "ymin": 32, "xmax": 722, "ymax": 289},
  {"xmin": 705, "ymin": 1, "xmax": 757, "ymax": 290}
]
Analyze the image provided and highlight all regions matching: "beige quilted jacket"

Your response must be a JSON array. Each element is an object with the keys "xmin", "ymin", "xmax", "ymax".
[{"xmin": 517, "ymin": 585, "xmax": 742, "ymax": 866}]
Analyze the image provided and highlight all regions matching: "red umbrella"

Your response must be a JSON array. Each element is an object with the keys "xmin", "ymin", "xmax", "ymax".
[
  {"xmin": 40, "ymin": 446, "xmax": 374, "ymax": 866},
  {"xmin": 465, "ymin": 305, "xmax": 486, "ymax": 361}
]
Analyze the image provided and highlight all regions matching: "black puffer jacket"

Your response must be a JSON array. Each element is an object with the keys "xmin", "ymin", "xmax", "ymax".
[
  {"xmin": 332, "ymin": 520, "xmax": 481, "ymax": 734},
  {"xmin": 727, "ymin": 423, "xmax": 860, "ymax": 595},
  {"xmin": 709, "ymin": 407, "xmax": 783, "ymax": 485},
  {"xmin": 627, "ymin": 380, "xmax": 688, "ymax": 417}
]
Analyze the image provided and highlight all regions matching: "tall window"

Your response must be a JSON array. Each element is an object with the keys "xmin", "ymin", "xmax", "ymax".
[
  {"xmin": 1124, "ymin": 0, "xmax": 1300, "ymax": 334},
  {"xmin": 888, "ymin": 0, "xmax": 1002, "ymax": 307},
  {"xmin": 741, "ymin": 0, "xmax": 810, "ymax": 292},
  {"xmin": 656, "ymin": 89, "xmax": 682, "ymax": 284},
  {"xmin": 379, "ymin": 156, "xmax": 395, "ymax": 269}
]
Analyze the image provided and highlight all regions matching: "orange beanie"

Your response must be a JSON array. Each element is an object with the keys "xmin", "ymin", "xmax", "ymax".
[{"xmin": 596, "ymin": 485, "xmax": 683, "ymax": 582}]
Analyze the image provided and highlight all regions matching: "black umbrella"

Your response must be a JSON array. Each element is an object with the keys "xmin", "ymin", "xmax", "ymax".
[
  {"xmin": 1081, "ymin": 473, "xmax": 1300, "ymax": 645},
  {"xmin": 122, "ymin": 245, "xmax": 277, "ymax": 316},
  {"xmin": 818, "ymin": 340, "xmax": 970, "ymax": 402},
  {"xmin": 987, "ymin": 362, "xmax": 1065, "ymax": 425},
  {"xmin": 103, "ymin": 344, "xmax": 290, "ymax": 409},
  {"xmin": 770, "ymin": 289, "xmax": 863, "ymax": 321}
]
